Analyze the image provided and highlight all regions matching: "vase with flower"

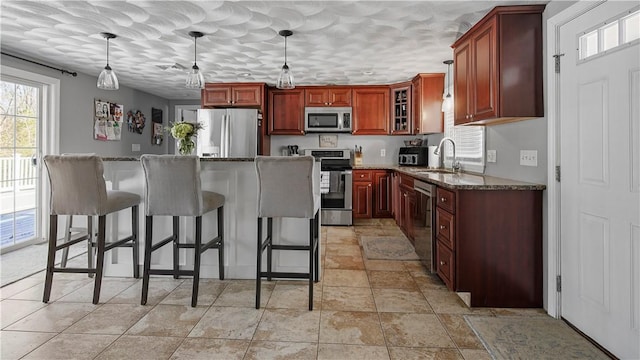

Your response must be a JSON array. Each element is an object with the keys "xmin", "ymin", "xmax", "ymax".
[{"xmin": 168, "ymin": 121, "xmax": 203, "ymax": 155}]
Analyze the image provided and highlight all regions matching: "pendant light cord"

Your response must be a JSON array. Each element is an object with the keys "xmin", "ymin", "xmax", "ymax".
[
  {"xmin": 283, "ymin": 36, "xmax": 288, "ymax": 66},
  {"xmin": 193, "ymin": 37, "xmax": 198, "ymax": 66},
  {"xmin": 446, "ymin": 64, "xmax": 450, "ymax": 97},
  {"xmin": 106, "ymin": 38, "xmax": 110, "ymax": 67}
]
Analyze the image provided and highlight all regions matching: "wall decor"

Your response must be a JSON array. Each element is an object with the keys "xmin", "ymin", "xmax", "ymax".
[
  {"xmin": 319, "ymin": 134, "xmax": 338, "ymax": 148},
  {"xmin": 151, "ymin": 107, "xmax": 163, "ymax": 145},
  {"xmin": 94, "ymin": 99, "xmax": 122, "ymax": 141},
  {"xmin": 126, "ymin": 109, "xmax": 146, "ymax": 134}
]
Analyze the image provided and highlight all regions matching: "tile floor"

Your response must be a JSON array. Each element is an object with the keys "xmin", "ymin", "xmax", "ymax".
[{"xmin": 1, "ymin": 219, "xmax": 554, "ymax": 360}]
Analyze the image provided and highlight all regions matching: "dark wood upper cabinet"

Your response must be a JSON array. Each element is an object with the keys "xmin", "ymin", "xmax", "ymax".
[
  {"xmin": 412, "ymin": 74, "xmax": 445, "ymax": 134},
  {"xmin": 452, "ymin": 5, "xmax": 545, "ymax": 126},
  {"xmin": 305, "ymin": 87, "xmax": 352, "ymax": 107},
  {"xmin": 202, "ymin": 83, "xmax": 264, "ymax": 107},
  {"xmin": 389, "ymin": 82, "xmax": 412, "ymax": 135},
  {"xmin": 268, "ymin": 89, "xmax": 305, "ymax": 135},
  {"xmin": 352, "ymin": 86, "xmax": 390, "ymax": 135}
]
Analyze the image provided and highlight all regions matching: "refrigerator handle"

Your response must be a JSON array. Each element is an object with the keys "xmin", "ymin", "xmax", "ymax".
[{"xmin": 221, "ymin": 114, "xmax": 228, "ymax": 158}]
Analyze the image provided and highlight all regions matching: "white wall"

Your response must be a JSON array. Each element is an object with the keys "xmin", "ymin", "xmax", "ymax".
[{"xmin": 1, "ymin": 53, "xmax": 170, "ymax": 156}]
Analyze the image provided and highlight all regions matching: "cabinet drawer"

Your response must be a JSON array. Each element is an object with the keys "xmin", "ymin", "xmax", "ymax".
[
  {"xmin": 436, "ymin": 208, "xmax": 455, "ymax": 249},
  {"xmin": 437, "ymin": 187, "xmax": 455, "ymax": 213},
  {"xmin": 436, "ymin": 240, "xmax": 454, "ymax": 290},
  {"xmin": 399, "ymin": 173, "xmax": 414, "ymax": 188},
  {"xmin": 353, "ymin": 170, "xmax": 372, "ymax": 181}
]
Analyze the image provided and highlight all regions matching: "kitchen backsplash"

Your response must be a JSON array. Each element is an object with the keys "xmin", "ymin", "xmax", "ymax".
[{"xmin": 270, "ymin": 133, "xmax": 443, "ymax": 165}]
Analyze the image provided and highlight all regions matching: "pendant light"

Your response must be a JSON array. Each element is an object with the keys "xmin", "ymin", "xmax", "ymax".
[
  {"xmin": 276, "ymin": 30, "xmax": 294, "ymax": 89},
  {"xmin": 441, "ymin": 60, "xmax": 454, "ymax": 112},
  {"xmin": 97, "ymin": 32, "xmax": 119, "ymax": 90},
  {"xmin": 186, "ymin": 31, "xmax": 205, "ymax": 89}
]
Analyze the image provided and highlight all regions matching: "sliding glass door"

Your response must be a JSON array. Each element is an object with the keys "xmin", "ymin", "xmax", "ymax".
[{"xmin": 0, "ymin": 78, "xmax": 41, "ymax": 251}]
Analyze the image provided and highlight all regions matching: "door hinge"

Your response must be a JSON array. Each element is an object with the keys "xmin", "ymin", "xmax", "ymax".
[
  {"xmin": 555, "ymin": 165, "xmax": 561, "ymax": 182},
  {"xmin": 553, "ymin": 53, "xmax": 565, "ymax": 73},
  {"xmin": 556, "ymin": 275, "xmax": 562, "ymax": 292}
]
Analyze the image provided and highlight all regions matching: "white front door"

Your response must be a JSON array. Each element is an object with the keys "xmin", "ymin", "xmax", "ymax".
[{"xmin": 560, "ymin": 2, "xmax": 640, "ymax": 358}]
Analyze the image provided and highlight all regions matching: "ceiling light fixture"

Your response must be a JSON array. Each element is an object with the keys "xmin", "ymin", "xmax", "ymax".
[
  {"xmin": 186, "ymin": 31, "xmax": 205, "ymax": 89},
  {"xmin": 97, "ymin": 32, "xmax": 119, "ymax": 90},
  {"xmin": 442, "ymin": 60, "xmax": 454, "ymax": 113},
  {"xmin": 276, "ymin": 30, "xmax": 294, "ymax": 89}
]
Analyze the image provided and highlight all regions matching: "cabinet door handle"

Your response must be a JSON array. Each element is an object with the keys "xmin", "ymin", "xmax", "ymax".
[
  {"xmin": 368, "ymin": 184, "xmax": 371, "ymax": 187},
  {"xmin": 465, "ymin": 114, "xmax": 469, "ymax": 119},
  {"xmin": 440, "ymin": 260, "xmax": 446, "ymax": 266},
  {"xmin": 440, "ymin": 225, "xmax": 446, "ymax": 230},
  {"xmin": 360, "ymin": 174, "xmax": 365, "ymax": 178},
  {"xmin": 440, "ymin": 197, "xmax": 446, "ymax": 202}
]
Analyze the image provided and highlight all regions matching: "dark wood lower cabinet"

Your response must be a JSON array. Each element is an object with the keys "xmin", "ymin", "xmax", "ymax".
[
  {"xmin": 352, "ymin": 181, "xmax": 372, "ymax": 219},
  {"xmin": 434, "ymin": 188, "xmax": 543, "ymax": 308},
  {"xmin": 352, "ymin": 170, "xmax": 392, "ymax": 219}
]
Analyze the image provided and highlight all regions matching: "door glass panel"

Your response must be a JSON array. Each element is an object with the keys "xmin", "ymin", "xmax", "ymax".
[
  {"xmin": 580, "ymin": 30, "xmax": 599, "ymax": 59},
  {"xmin": 623, "ymin": 11, "xmax": 640, "ymax": 43},
  {"xmin": 0, "ymin": 79, "xmax": 39, "ymax": 249},
  {"xmin": 601, "ymin": 23, "xmax": 619, "ymax": 51}
]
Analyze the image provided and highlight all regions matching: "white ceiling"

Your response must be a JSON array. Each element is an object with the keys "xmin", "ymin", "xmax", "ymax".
[{"xmin": 0, "ymin": 1, "xmax": 546, "ymax": 100}]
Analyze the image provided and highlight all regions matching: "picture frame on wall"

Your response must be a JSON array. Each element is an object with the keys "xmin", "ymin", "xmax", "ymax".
[
  {"xmin": 151, "ymin": 108, "xmax": 163, "ymax": 145},
  {"xmin": 94, "ymin": 99, "xmax": 122, "ymax": 141}
]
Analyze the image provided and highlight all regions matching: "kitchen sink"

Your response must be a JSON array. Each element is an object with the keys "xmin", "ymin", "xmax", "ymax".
[{"xmin": 410, "ymin": 168, "xmax": 457, "ymax": 174}]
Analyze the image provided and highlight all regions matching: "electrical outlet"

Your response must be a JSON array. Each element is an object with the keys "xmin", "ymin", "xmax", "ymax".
[
  {"xmin": 132, "ymin": 144, "xmax": 140, "ymax": 152},
  {"xmin": 487, "ymin": 150, "xmax": 497, "ymax": 163},
  {"xmin": 380, "ymin": 149, "xmax": 386, "ymax": 157},
  {"xmin": 519, "ymin": 150, "xmax": 538, "ymax": 167}
]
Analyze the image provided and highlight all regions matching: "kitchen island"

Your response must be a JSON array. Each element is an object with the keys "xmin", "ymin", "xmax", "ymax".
[{"xmin": 99, "ymin": 157, "xmax": 320, "ymax": 280}]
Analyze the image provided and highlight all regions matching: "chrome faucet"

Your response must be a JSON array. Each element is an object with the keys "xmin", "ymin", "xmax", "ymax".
[{"xmin": 434, "ymin": 137, "xmax": 461, "ymax": 172}]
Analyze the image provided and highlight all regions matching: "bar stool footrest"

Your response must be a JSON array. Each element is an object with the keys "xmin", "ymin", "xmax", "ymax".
[{"xmin": 259, "ymin": 271, "xmax": 311, "ymax": 279}]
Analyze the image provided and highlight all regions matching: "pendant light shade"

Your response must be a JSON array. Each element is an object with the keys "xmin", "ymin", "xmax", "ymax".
[
  {"xmin": 97, "ymin": 32, "xmax": 119, "ymax": 90},
  {"xmin": 276, "ymin": 30, "xmax": 294, "ymax": 89},
  {"xmin": 186, "ymin": 31, "xmax": 205, "ymax": 89},
  {"xmin": 441, "ymin": 60, "xmax": 454, "ymax": 112}
]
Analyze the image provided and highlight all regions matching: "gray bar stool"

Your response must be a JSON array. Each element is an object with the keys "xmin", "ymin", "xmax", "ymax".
[
  {"xmin": 140, "ymin": 155, "xmax": 224, "ymax": 307},
  {"xmin": 42, "ymin": 155, "xmax": 140, "ymax": 304},
  {"xmin": 255, "ymin": 156, "xmax": 320, "ymax": 310}
]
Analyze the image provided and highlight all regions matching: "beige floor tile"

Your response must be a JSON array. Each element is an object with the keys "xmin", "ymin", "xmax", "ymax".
[
  {"xmin": 322, "ymin": 286, "xmax": 375, "ymax": 312},
  {"xmin": 95, "ymin": 335, "xmax": 183, "ymax": 360},
  {"xmin": 412, "ymin": 272, "xmax": 448, "ymax": 291},
  {"xmin": 189, "ymin": 306, "xmax": 263, "ymax": 339},
  {"xmin": 0, "ymin": 331, "xmax": 56, "ymax": 360},
  {"xmin": 126, "ymin": 304, "xmax": 206, "ymax": 337},
  {"xmin": 326, "ymin": 244, "xmax": 362, "ymax": 257},
  {"xmin": 323, "ymin": 269, "xmax": 369, "ymax": 287},
  {"xmin": 214, "ymin": 280, "xmax": 275, "ymax": 308},
  {"xmin": 363, "ymin": 259, "xmax": 406, "ymax": 271},
  {"xmin": 368, "ymin": 270, "xmax": 418, "ymax": 290},
  {"xmin": 5, "ymin": 302, "xmax": 96, "ymax": 332},
  {"xmin": 108, "ymin": 278, "xmax": 182, "ymax": 305},
  {"xmin": 23, "ymin": 333, "xmax": 118, "ymax": 360},
  {"xmin": 403, "ymin": 260, "xmax": 428, "ymax": 272},
  {"xmin": 0, "ymin": 299, "xmax": 47, "ymax": 329},
  {"xmin": 57, "ymin": 277, "xmax": 138, "ymax": 303},
  {"xmin": 0, "ymin": 278, "xmax": 42, "ymax": 300},
  {"xmin": 326, "ymin": 226, "xmax": 358, "ymax": 240},
  {"xmin": 324, "ymin": 254, "xmax": 365, "ymax": 270},
  {"xmin": 490, "ymin": 307, "xmax": 548, "ymax": 316},
  {"xmin": 379, "ymin": 313, "xmax": 455, "ymax": 348},
  {"xmin": 459, "ymin": 349, "xmax": 492, "ymax": 360},
  {"xmin": 64, "ymin": 303, "xmax": 150, "ymax": 335},
  {"xmin": 372, "ymin": 288, "xmax": 432, "ymax": 313},
  {"xmin": 317, "ymin": 344, "xmax": 390, "ymax": 360},
  {"xmin": 319, "ymin": 311, "xmax": 385, "ymax": 345},
  {"xmin": 254, "ymin": 308, "xmax": 320, "ymax": 342},
  {"xmin": 10, "ymin": 278, "xmax": 94, "ymax": 302},
  {"xmin": 170, "ymin": 338, "xmax": 250, "ymax": 360},
  {"xmin": 161, "ymin": 279, "xmax": 227, "ymax": 306},
  {"xmin": 388, "ymin": 347, "xmax": 464, "ymax": 360},
  {"xmin": 244, "ymin": 341, "xmax": 317, "ymax": 360},
  {"xmin": 422, "ymin": 289, "xmax": 474, "ymax": 314},
  {"xmin": 266, "ymin": 283, "xmax": 322, "ymax": 310},
  {"xmin": 326, "ymin": 235, "xmax": 359, "ymax": 246},
  {"xmin": 438, "ymin": 314, "xmax": 485, "ymax": 349}
]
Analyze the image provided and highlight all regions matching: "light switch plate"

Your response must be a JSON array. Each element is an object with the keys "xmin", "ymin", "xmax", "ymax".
[
  {"xmin": 487, "ymin": 150, "xmax": 497, "ymax": 163},
  {"xmin": 520, "ymin": 150, "xmax": 538, "ymax": 167},
  {"xmin": 132, "ymin": 144, "xmax": 140, "ymax": 152}
]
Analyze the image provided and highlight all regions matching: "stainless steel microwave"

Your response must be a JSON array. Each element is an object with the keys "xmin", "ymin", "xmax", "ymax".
[{"xmin": 304, "ymin": 107, "xmax": 352, "ymax": 133}]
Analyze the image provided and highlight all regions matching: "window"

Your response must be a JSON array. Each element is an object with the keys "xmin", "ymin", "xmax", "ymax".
[
  {"xmin": 578, "ymin": 7, "xmax": 640, "ymax": 61},
  {"xmin": 443, "ymin": 97, "xmax": 485, "ymax": 173}
]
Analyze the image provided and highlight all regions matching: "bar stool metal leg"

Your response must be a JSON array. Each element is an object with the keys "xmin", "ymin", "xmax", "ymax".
[
  {"xmin": 192, "ymin": 216, "xmax": 203, "ymax": 307},
  {"xmin": 172, "ymin": 216, "xmax": 179, "ymax": 279},
  {"xmin": 87, "ymin": 216, "xmax": 94, "ymax": 278},
  {"xmin": 256, "ymin": 217, "xmax": 262, "ymax": 309},
  {"xmin": 92, "ymin": 215, "xmax": 107, "ymax": 305},
  {"xmin": 266, "ymin": 218, "xmax": 273, "ymax": 281},
  {"xmin": 132, "ymin": 206, "xmax": 139, "ymax": 278},
  {"xmin": 141, "ymin": 216, "xmax": 153, "ymax": 305},
  {"xmin": 309, "ymin": 217, "xmax": 314, "ymax": 311},
  {"xmin": 43, "ymin": 215, "xmax": 58, "ymax": 303},
  {"xmin": 218, "ymin": 207, "xmax": 225, "ymax": 280},
  {"xmin": 61, "ymin": 215, "xmax": 72, "ymax": 268}
]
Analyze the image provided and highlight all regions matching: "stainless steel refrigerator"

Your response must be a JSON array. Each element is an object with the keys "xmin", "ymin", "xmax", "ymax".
[{"xmin": 196, "ymin": 109, "xmax": 259, "ymax": 158}]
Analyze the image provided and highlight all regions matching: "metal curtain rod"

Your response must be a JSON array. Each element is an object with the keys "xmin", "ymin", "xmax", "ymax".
[{"xmin": 1, "ymin": 51, "xmax": 77, "ymax": 77}]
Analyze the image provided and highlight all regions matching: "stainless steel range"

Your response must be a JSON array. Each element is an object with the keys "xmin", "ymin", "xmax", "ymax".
[{"xmin": 304, "ymin": 149, "xmax": 353, "ymax": 226}]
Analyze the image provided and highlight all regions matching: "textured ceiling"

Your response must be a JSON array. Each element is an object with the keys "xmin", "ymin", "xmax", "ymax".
[{"xmin": 0, "ymin": 1, "xmax": 546, "ymax": 100}]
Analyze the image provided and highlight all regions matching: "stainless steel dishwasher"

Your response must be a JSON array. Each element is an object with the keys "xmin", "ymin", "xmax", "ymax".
[{"xmin": 413, "ymin": 179, "xmax": 436, "ymax": 272}]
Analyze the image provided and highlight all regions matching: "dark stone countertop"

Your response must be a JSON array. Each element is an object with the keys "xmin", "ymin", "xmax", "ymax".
[
  {"xmin": 101, "ymin": 156, "xmax": 255, "ymax": 162},
  {"xmin": 353, "ymin": 164, "xmax": 546, "ymax": 191}
]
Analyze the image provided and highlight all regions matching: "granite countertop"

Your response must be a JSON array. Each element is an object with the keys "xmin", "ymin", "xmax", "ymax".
[{"xmin": 353, "ymin": 164, "xmax": 546, "ymax": 191}]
